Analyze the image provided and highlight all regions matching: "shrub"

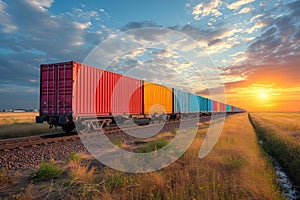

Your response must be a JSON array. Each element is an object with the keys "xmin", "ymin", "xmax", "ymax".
[
  {"xmin": 0, "ymin": 167, "xmax": 11, "ymax": 188},
  {"xmin": 134, "ymin": 138, "xmax": 168, "ymax": 153},
  {"xmin": 32, "ymin": 160, "xmax": 63, "ymax": 181},
  {"xmin": 67, "ymin": 152, "xmax": 82, "ymax": 162}
]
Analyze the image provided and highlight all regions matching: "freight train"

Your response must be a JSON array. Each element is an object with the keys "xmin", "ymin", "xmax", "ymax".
[{"xmin": 36, "ymin": 61, "xmax": 244, "ymax": 133}]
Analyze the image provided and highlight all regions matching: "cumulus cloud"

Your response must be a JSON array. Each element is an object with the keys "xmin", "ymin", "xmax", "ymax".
[
  {"xmin": 25, "ymin": 0, "xmax": 54, "ymax": 11},
  {"xmin": 227, "ymin": 0, "xmax": 254, "ymax": 10},
  {"xmin": 192, "ymin": 0, "xmax": 222, "ymax": 20},
  {"xmin": 73, "ymin": 21, "xmax": 92, "ymax": 29},
  {"xmin": 239, "ymin": 7, "xmax": 252, "ymax": 14}
]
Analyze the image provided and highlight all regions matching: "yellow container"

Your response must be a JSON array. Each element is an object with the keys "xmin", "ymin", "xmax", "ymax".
[{"xmin": 143, "ymin": 82, "xmax": 173, "ymax": 114}]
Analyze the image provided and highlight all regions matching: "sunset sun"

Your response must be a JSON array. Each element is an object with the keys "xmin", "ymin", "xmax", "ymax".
[{"xmin": 259, "ymin": 92, "xmax": 268, "ymax": 99}]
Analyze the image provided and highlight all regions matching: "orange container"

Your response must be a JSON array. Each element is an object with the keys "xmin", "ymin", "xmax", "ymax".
[{"xmin": 143, "ymin": 82, "xmax": 172, "ymax": 114}]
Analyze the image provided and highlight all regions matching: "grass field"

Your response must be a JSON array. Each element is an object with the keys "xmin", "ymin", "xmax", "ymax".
[
  {"xmin": 0, "ymin": 112, "xmax": 38, "ymax": 125},
  {"xmin": 249, "ymin": 112, "xmax": 300, "ymax": 187},
  {"xmin": 0, "ymin": 112, "xmax": 62, "ymax": 139},
  {"xmin": 1, "ymin": 113, "xmax": 284, "ymax": 199}
]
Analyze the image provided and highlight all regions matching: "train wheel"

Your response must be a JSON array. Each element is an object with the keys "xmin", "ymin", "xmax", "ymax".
[{"xmin": 62, "ymin": 121, "xmax": 75, "ymax": 133}]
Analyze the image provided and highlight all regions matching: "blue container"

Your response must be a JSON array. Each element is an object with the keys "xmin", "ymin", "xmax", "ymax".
[
  {"xmin": 199, "ymin": 96, "xmax": 208, "ymax": 112},
  {"xmin": 207, "ymin": 99, "xmax": 213, "ymax": 112},
  {"xmin": 173, "ymin": 89, "xmax": 189, "ymax": 113},
  {"xmin": 226, "ymin": 104, "xmax": 231, "ymax": 112},
  {"xmin": 189, "ymin": 93, "xmax": 200, "ymax": 112}
]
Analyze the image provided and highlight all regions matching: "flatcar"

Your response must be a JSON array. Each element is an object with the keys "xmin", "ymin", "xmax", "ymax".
[{"xmin": 36, "ymin": 61, "xmax": 244, "ymax": 132}]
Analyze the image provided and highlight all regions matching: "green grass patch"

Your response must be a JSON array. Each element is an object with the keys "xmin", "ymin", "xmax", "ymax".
[
  {"xmin": 31, "ymin": 160, "xmax": 63, "ymax": 181},
  {"xmin": 134, "ymin": 138, "xmax": 168, "ymax": 153},
  {"xmin": 225, "ymin": 157, "xmax": 247, "ymax": 170},
  {"xmin": 67, "ymin": 152, "xmax": 82, "ymax": 162}
]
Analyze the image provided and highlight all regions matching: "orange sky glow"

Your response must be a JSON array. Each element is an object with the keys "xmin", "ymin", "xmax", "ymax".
[{"xmin": 225, "ymin": 64, "xmax": 300, "ymax": 112}]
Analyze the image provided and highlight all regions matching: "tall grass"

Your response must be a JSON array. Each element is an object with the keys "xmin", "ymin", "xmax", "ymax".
[{"xmin": 249, "ymin": 113, "xmax": 300, "ymax": 187}]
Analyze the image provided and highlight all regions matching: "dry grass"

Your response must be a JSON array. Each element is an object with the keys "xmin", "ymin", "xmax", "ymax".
[
  {"xmin": 0, "ymin": 112, "xmax": 62, "ymax": 139},
  {"xmin": 250, "ymin": 112, "xmax": 300, "ymax": 143},
  {"xmin": 2, "ymin": 113, "xmax": 284, "ymax": 199},
  {"xmin": 0, "ymin": 112, "xmax": 38, "ymax": 125}
]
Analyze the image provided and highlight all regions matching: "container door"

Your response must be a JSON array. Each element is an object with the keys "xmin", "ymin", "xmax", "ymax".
[
  {"xmin": 57, "ymin": 63, "xmax": 73, "ymax": 115},
  {"xmin": 40, "ymin": 62, "xmax": 73, "ymax": 116}
]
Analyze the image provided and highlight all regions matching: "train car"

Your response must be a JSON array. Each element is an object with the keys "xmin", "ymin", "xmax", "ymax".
[
  {"xmin": 207, "ymin": 99, "xmax": 213, "ymax": 112},
  {"xmin": 189, "ymin": 93, "xmax": 200, "ymax": 113},
  {"xmin": 222, "ymin": 103, "xmax": 226, "ymax": 113},
  {"xmin": 212, "ymin": 100, "xmax": 218, "ymax": 113},
  {"xmin": 173, "ymin": 89, "xmax": 189, "ymax": 113},
  {"xmin": 199, "ymin": 96, "xmax": 208, "ymax": 112},
  {"xmin": 226, "ymin": 104, "xmax": 231, "ymax": 113},
  {"xmin": 143, "ymin": 82, "xmax": 173, "ymax": 115}
]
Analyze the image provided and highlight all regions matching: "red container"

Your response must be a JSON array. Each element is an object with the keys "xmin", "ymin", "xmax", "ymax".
[
  {"xmin": 213, "ymin": 100, "xmax": 218, "ymax": 112},
  {"xmin": 39, "ymin": 61, "xmax": 143, "ymax": 118},
  {"xmin": 40, "ymin": 61, "xmax": 74, "ymax": 116},
  {"xmin": 222, "ymin": 103, "xmax": 226, "ymax": 112}
]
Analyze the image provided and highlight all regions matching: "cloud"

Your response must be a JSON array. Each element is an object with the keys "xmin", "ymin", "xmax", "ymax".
[
  {"xmin": 239, "ymin": 7, "xmax": 252, "ymax": 14},
  {"xmin": 245, "ymin": 21, "xmax": 266, "ymax": 33},
  {"xmin": 245, "ymin": 3, "xmax": 300, "ymax": 66},
  {"xmin": 0, "ymin": 0, "xmax": 110, "ymax": 108},
  {"xmin": 192, "ymin": 0, "xmax": 222, "ymax": 20},
  {"xmin": 73, "ymin": 21, "xmax": 92, "ymax": 29},
  {"xmin": 25, "ymin": 0, "xmax": 54, "ymax": 11},
  {"xmin": 227, "ymin": 0, "xmax": 254, "ymax": 10},
  {"xmin": 120, "ymin": 21, "xmax": 162, "ymax": 31}
]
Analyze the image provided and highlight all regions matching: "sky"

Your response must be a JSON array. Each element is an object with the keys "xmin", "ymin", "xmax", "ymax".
[{"xmin": 0, "ymin": 0, "xmax": 299, "ymax": 112}]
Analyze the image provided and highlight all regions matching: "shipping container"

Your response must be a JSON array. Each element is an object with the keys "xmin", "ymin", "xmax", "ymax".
[
  {"xmin": 143, "ymin": 82, "xmax": 173, "ymax": 114},
  {"xmin": 234, "ymin": 107, "xmax": 238, "ymax": 112},
  {"xmin": 207, "ymin": 99, "xmax": 213, "ymax": 112},
  {"xmin": 189, "ymin": 93, "xmax": 200, "ymax": 112},
  {"xmin": 40, "ymin": 61, "xmax": 143, "ymax": 118},
  {"xmin": 212, "ymin": 100, "xmax": 218, "ymax": 112},
  {"xmin": 173, "ymin": 89, "xmax": 189, "ymax": 113},
  {"xmin": 199, "ymin": 96, "xmax": 208, "ymax": 112},
  {"xmin": 74, "ymin": 62, "xmax": 143, "ymax": 116},
  {"xmin": 222, "ymin": 103, "xmax": 226, "ymax": 112},
  {"xmin": 226, "ymin": 104, "xmax": 231, "ymax": 112}
]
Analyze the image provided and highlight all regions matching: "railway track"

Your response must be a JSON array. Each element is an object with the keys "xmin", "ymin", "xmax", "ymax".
[
  {"xmin": 0, "ymin": 132, "xmax": 79, "ymax": 151},
  {"xmin": 0, "ymin": 116, "xmax": 212, "ymax": 151}
]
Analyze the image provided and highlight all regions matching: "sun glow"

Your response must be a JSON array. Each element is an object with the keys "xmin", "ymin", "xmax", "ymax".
[{"xmin": 259, "ymin": 91, "xmax": 268, "ymax": 99}]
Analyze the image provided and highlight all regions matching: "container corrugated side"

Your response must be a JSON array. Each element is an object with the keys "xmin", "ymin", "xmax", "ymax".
[
  {"xmin": 226, "ymin": 104, "xmax": 231, "ymax": 112},
  {"xmin": 213, "ymin": 100, "xmax": 218, "ymax": 112},
  {"xmin": 189, "ymin": 93, "xmax": 200, "ymax": 112},
  {"xmin": 173, "ymin": 89, "xmax": 189, "ymax": 113},
  {"xmin": 222, "ymin": 103, "xmax": 226, "ymax": 112},
  {"xmin": 73, "ymin": 62, "xmax": 143, "ymax": 116},
  {"xmin": 199, "ymin": 96, "xmax": 207, "ymax": 112},
  {"xmin": 207, "ymin": 99, "xmax": 213, "ymax": 112},
  {"xmin": 143, "ymin": 82, "xmax": 172, "ymax": 114}
]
